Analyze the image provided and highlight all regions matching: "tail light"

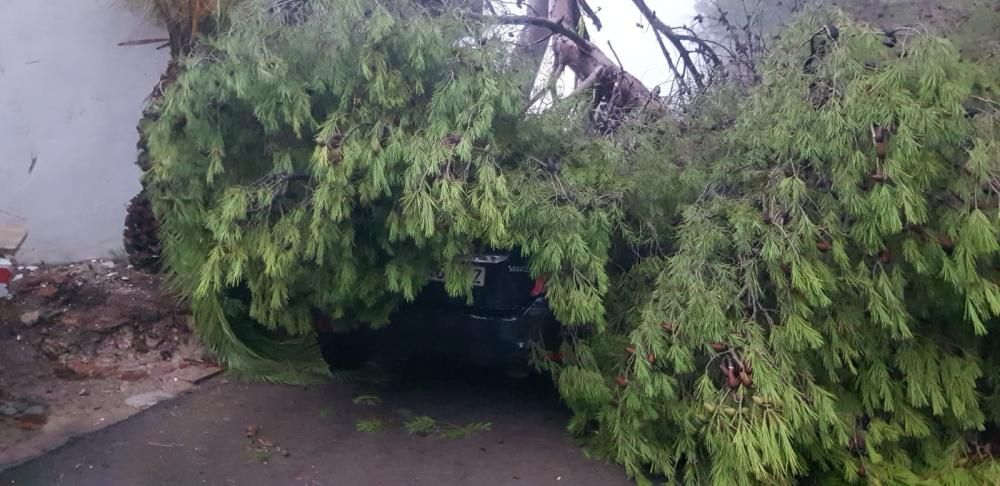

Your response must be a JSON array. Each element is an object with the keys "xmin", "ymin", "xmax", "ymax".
[
  {"xmin": 0, "ymin": 265, "xmax": 11, "ymax": 299},
  {"xmin": 529, "ymin": 275, "xmax": 547, "ymax": 297}
]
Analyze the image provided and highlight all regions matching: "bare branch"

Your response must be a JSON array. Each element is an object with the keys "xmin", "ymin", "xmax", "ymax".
[
  {"xmin": 513, "ymin": 0, "xmax": 545, "ymax": 16},
  {"xmin": 651, "ymin": 28, "xmax": 688, "ymax": 96},
  {"xmin": 526, "ymin": 61, "xmax": 567, "ymax": 111},
  {"xmin": 630, "ymin": 0, "xmax": 722, "ymax": 89},
  {"xmin": 577, "ymin": 0, "xmax": 602, "ymax": 30},
  {"xmin": 605, "ymin": 41, "xmax": 624, "ymax": 71},
  {"xmin": 475, "ymin": 14, "xmax": 593, "ymax": 53},
  {"xmin": 567, "ymin": 66, "xmax": 605, "ymax": 98}
]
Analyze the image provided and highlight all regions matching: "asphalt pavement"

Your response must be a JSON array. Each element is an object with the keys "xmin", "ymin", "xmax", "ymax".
[{"xmin": 1, "ymin": 362, "xmax": 632, "ymax": 486}]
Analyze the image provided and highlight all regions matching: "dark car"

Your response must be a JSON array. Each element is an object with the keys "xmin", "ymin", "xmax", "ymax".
[{"xmin": 316, "ymin": 250, "xmax": 561, "ymax": 370}]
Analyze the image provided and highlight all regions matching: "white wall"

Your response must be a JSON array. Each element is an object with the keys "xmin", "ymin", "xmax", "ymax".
[{"xmin": 0, "ymin": 0, "xmax": 168, "ymax": 264}]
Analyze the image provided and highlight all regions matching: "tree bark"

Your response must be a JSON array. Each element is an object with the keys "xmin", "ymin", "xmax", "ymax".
[
  {"xmin": 490, "ymin": 0, "xmax": 657, "ymax": 111},
  {"xmin": 547, "ymin": 0, "xmax": 654, "ymax": 110},
  {"xmin": 513, "ymin": 0, "xmax": 553, "ymax": 102}
]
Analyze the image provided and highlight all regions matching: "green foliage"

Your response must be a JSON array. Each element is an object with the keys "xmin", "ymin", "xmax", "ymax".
[
  {"xmin": 439, "ymin": 421, "xmax": 493, "ymax": 439},
  {"xmin": 352, "ymin": 394, "xmax": 383, "ymax": 406},
  {"xmin": 145, "ymin": 1, "xmax": 1000, "ymax": 483},
  {"xmin": 543, "ymin": 13, "xmax": 1000, "ymax": 486},
  {"xmin": 355, "ymin": 418, "xmax": 386, "ymax": 433},
  {"xmin": 146, "ymin": 0, "xmax": 624, "ymax": 381},
  {"xmin": 403, "ymin": 415, "xmax": 438, "ymax": 435},
  {"xmin": 403, "ymin": 415, "xmax": 492, "ymax": 438}
]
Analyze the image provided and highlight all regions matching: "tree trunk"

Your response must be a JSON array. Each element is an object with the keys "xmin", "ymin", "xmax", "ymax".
[
  {"xmin": 547, "ymin": 0, "xmax": 655, "ymax": 111},
  {"xmin": 514, "ymin": 0, "xmax": 551, "ymax": 101},
  {"xmin": 549, "ymin": 0, "xmax": 654, "ymax": 117}
]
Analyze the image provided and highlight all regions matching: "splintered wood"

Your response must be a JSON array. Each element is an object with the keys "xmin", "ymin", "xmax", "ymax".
[{"xmin": 0, "ymin": 223, "xmax": 28, "ymax": 253}]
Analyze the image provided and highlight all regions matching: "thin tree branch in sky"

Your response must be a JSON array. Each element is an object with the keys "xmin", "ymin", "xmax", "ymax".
[
  {"xmin": 605, "ymin": 41, "xmax": 624, "ymax": 70},
  {"xmin": 577, "ymin": 0, "xmax": 602, "ymax": 30},
  {"xmin": 629, "ymin": 0, "xmax": 722, "ymax": 89},
  {"xmin": 475, "ymin": 14, "xmax": 594, "ymax": 53},
  {"xmin": 651, "ymin": 27, "xmax": 688, "ymax": 96}
]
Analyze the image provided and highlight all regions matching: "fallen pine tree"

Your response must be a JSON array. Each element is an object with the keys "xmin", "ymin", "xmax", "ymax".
[{"xmin": 142, "ymin": 0, "xmax": 1000, "ymax": 483}]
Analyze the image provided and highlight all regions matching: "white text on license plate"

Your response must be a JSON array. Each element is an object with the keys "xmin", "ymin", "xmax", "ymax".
[{"xmin": 429, "ymin": 266, "xmax": 486, "ymax": 287}]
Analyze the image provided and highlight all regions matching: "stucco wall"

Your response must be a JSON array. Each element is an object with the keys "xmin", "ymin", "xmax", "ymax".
[{"xmin": 0, "ymin": 0, "xmax": 168, "ymax": 264}]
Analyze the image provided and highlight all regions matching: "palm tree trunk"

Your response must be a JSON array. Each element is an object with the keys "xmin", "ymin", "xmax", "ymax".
[{"xmin": 124, "ymin": 2, "xmax": 194, "ymax": 271}]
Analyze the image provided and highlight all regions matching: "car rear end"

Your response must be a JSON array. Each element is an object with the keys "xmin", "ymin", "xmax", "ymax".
[{"xmin": 322, "ymin": 251, "xmax": 560, "ymax": 368}]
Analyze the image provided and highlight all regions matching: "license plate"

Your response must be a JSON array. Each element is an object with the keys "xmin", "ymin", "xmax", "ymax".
[{"xmin": 429, "ymin": 265, "xmax": 486, "ymax": 287}]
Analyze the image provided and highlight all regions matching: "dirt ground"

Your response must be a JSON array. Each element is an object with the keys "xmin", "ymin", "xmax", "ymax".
[
  {"xmin": 0, "ymin": 261, "xmax": 220, "ymax": 469},
  {"xmin": 0, "ymin": 363, "xmax": 632, "ymax": 486}
]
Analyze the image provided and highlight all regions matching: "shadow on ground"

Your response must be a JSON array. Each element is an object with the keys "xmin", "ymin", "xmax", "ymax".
[{"xmin": 1, "ymin": 360, "xmax": 632, "ymax": 486}]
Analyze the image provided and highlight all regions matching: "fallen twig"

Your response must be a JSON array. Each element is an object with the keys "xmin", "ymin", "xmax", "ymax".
[
  {"xmin": 147, "ymin": 441, "xmax": 182, "ymax": 448},
  {"xmin": 117, "ymin": 38, "xmax": 170, "ymax": 47}
]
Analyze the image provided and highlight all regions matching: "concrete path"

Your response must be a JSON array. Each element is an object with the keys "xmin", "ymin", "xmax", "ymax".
[{"xmin": 0, "ymin": 364, "xmax": 632, "ymax": 486}]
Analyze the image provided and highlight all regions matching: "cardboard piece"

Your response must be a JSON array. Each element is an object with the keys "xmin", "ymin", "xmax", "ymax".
[{"xmin": 0, "ymin": 223, "xmax": 28, "ymax": 253}]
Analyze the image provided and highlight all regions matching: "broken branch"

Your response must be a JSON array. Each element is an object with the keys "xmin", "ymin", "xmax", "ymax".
[
  {"xmin": 630, "ymin": 0, "xmax": 721, "ymax": 89},
  {"xmin": 475, "ymin": 14, "xmax": 594, "ymax": 53},
  {"xmin": 567, "ymin": 66, "xmax": 606, "ymax": 99},
  {"xmin": 577, "ymin": 0, "xmax": 602, "ymax": 30},
  {"xmin": 117, "ymin": 38, "xmax": 171, "ymax": 47}
]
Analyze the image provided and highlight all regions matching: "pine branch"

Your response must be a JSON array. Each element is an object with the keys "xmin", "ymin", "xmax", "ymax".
[{"xmin": 651, "ymin": 27, "xmax": 687, "ymax": 96}]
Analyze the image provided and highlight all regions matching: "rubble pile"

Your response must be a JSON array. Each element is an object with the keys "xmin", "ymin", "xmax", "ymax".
[{"xmin": 1, "ymin": 259, "xmax": 217, "ymax": 467}]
